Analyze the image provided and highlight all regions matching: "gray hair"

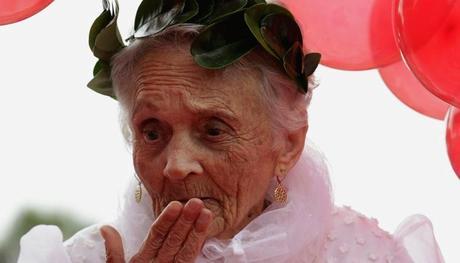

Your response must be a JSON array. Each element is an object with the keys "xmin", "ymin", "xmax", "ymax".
[{"xmin": 111, "ymin": 25, "xmax": 317, "ymax": 149}]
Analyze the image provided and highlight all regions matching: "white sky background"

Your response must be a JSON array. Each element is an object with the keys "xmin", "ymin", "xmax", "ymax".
[{"xmin": 0, "ymin": 1, "xmax": 459, "ymax": 262}]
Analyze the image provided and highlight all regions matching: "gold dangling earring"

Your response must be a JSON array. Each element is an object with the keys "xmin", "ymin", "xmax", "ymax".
[
  {"xmin": 134, "ymin": 173, "xmax": 142, "ymax": 203},
  {"xmin": 274, "ymin": 169, "xmax": 288, "ymax": 203}
]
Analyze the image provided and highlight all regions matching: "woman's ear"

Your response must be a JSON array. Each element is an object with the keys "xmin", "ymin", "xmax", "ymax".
[{"xmin": 275, "ymin": 125, "xmax": 308, "ymax": 177}]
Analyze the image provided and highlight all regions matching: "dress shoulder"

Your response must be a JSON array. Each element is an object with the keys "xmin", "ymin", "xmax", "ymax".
[
  {"xmin": 323, "ymin": 206, "xmax": 443, "ymax": 263},
  {"xmin": 324, "ymin": 206, "xmax": 405, "ymax": 262}
]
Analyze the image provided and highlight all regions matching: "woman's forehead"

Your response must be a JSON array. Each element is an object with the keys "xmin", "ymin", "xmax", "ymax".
[
  {"xmin": 131, "ymin": 47, "xmax": 263, "ymax": 113},
  {"xmin": 133, "ymin": 70, "xmax": 239, "ymax": 106},
  {"xmin": 135, "ymin": 42, "xmax": 205, "ymax": 75}
]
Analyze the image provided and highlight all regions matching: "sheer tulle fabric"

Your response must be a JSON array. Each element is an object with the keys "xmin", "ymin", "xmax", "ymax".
[{"xmin": 394, "ymin": 215, "xmax": 445, "ymax": 263}]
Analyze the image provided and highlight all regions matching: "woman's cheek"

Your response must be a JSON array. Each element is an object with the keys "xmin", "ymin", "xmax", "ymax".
[
  {"xmin": 133, "ymin": 144, "xmax": 147, "ymax": 174},
  {"xmin": 134, "ymin": 145, "xmax": 160, "ymax": 185}
]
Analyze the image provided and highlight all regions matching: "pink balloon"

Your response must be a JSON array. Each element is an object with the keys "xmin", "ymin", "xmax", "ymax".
[
  {"xmin": 379, "ymin": 59, "xmax": 450, "ymax": 120},
  {"xmin": 446, "ymin": 107, "xmax": 460, "ymax": 179},
  {"xmin": 279, "ymin": 0, "xmax": 400, "ymax": 70},
  {"xmin": 396, "ymin": 0, "xmax": 460, "ymax": 108},
  {"xmin": 0, "ymin": 0, "xmax": 53, "ymax": 25}
]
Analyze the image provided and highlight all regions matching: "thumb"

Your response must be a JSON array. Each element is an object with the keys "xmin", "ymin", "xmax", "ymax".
[{"xmin": 100, "ymin": 225, "xmax": 125, "ymax": 263}]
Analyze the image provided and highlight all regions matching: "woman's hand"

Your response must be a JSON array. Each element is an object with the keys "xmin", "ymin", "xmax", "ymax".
[{"xmin": 100, "ymin": 198, "xmax": 213, "ymax": 263}]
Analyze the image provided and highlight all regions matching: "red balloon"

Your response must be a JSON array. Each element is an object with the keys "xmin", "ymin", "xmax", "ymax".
[
  {"xmin": 395, "ymin": 0, "xmax": 460, "ymax": 108},
  {"xmin": 446, "ymin": 107, "xmax": 460, "ymax": 179},
  {"xmin": 379, "ymin": 59, "xmax": 450, "ymax": 120},
  {"xmin": 0, "ymin": 0, "xmax": 53, "ymax": 25},
  {"xmin": 279, "ymin": 0, "xmax": 400, "ymax": 70}
]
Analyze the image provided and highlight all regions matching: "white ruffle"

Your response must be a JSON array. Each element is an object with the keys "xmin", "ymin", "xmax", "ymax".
[
  {"xmin": 394, "ymin": 214, "xmax": 445, "ymax": 263},
  {"xmin": 17, "ymin": 225, "xmax": 71, "ymax": 263}
]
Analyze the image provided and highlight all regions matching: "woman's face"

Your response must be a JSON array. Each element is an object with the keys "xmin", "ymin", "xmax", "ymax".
[{"xmin": 131, "ymin": 45, "xmax": 280, "ymax": 239}]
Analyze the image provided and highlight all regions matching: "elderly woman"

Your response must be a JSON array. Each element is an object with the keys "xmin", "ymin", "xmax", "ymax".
[{"xmin": 18, "ymin": 0, "xmax": 444, "ymax": 262}]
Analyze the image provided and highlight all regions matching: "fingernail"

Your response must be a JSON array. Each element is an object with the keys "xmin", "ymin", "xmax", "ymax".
[
  {"xmin": 168, "ymin": 201, "xmax": 183, "ymax": 211},
  {"xmin": 99, "ymin": 226, "xmax": 108, "ymax": 239},
  {"xmin": 99, "ymin": 225, "xmax": 116, "ymax": 241},
  {"xmin": 181, "ymin": 199, "xmax": 201, "ymax": 220},
  {"xmin": 186, "ymin": 198, "xmax": 203, "ymax": 209}
]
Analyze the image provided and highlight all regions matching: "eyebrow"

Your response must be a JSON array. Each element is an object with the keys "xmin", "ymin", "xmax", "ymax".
[
  {"xmin": 132, "ymin": 100, "xmax": 159, "ymax": 117},
  {"xmin": 193, "ymin": 106, "xmax": 240, "ymax": 128},
  {"xmin": 132, "ymin": 100, "xmax": 241, "ymax": 127}
]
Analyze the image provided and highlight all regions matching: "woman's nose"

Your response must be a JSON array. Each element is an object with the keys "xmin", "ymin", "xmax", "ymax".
[{"xmin": 163, "ymin": 134, "xmax": 203, "ymax": 181}]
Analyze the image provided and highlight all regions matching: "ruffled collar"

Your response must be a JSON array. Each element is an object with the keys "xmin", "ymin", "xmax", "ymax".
[{"xmin": 115, "ymin": 141, "xmax": 333, "ymax": 262}]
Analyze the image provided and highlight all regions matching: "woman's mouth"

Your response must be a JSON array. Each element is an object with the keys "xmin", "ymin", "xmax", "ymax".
[
  {"xmin": 177, "ymin": 197, "xmax": 215, "ymax": 205},
  {"xmin": 174, "ymin": 198, "xmax": 221, "ymax": 215}
]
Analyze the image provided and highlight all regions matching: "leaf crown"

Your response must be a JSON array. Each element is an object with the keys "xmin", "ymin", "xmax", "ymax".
[{"xmin": 88, "ymin": 0, "xmax": 321, "ymax": 99}]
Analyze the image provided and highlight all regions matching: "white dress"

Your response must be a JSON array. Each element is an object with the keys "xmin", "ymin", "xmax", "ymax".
[{"xmin": 17, "ymin": 143, "xmax": 445, "ymax": 262}]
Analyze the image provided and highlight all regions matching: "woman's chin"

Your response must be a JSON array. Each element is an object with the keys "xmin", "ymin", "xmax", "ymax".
[{"xmin": 206, "ymin": 216, "xmax": 226, "ymax": 238}]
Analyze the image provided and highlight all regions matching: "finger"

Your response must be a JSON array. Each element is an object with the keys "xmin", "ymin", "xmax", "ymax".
[
  {"xmin": 100, "ymin": 225, "xmax": 125, "ymax": 263},
  {"xmin": 174, "ymin": 208, "xmax": 213, "ymax": 263},
  {"xmin": 156, "ymin": 198, "xmax": 204, "ymax": 262},
  {"xmin": 130, "ymin": 201, "xmax": 182, "ymax": 262}
]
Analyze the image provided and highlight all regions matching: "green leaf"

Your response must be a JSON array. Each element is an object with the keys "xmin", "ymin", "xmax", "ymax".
[
  {"xmin": 246, "ymin": 0, "xmax": 266, "ymax": 7},
  {"xmin": 206, "ymin": 0, "xmax": 247, "ymax": 23},
  {"xmin": 191, "ymin": 11, "xmax": 257, "ymax": 68},
  {"xmin": 92, "ymin": 60, "xmax": 108, "ymax": 76},
  {"xmin": 89, "ymin": 10, "xmax": 112, "ymax": 50},
  {"xmin": 102, "ymin": 0, "xmax": 116, "ymax": 13},
  {"xmin": 283, "ymin": 42, "xmax": 311, "ymax": 94},
  {"xmin": 244, "ymin": 3, "xmax": 293, "ymax": 58},
  {"xmin": 134, "ymin": 0, "xmax": 186, "ymax": 38},
  {"xmin": 93, "ymin": 18, "xmax": 125, "ymax": 60},
  {"xmin": 282, "ymin": 41, "xmax": 303, "ymax": 80},
  {"xmin": 174, "ymin": 0, "xmax": 199, "ymax": 23},
  {"xmin": 134, "ymin": 0, "xmax": 163, "ymax": 31},
  {"xmin": 162, "ymin": 0, "xmax": 186, "ymax": 13},
  {"xmin": 260, "ymin": 13, "xmax": 302, "ymax": 58},
  {"xmin": 91, "ymin": 0, "xmax": 124, "ymax": 60},
  {"xmin": 190, "ymin": 0, "xmax": 215, "ymax": 23},
  {"xmin": 303, "ymin": 52, "xmax": 321, "ymax": 77},
  {"xmin": 87, "ymin": 64, "xmax": 116, "ymax": 99},
  {"xmin": 295, "ymin": 76, "xmax": 309, "ymax": 94}
]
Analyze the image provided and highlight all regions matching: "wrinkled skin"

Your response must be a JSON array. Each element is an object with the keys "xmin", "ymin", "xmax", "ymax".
[{"xmin": 101, "ymin": 43, "xmax": 307, "ymax": 262}]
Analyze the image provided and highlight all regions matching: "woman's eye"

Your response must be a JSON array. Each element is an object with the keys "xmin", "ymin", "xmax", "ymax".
[
  {"xmin": 207, "ymin": 127, "xmax": 222, "ymax": 137},
  {"xmin": 203, "ymin": 118, "xmax": 232, "ymax": 141},
  {"xmin": 144, "ymin": 130, "xmax": 159, "ymax": 141},
  {"xmin": 140, "ymin": 119, "xmax": 161, "ymax": 143}
]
